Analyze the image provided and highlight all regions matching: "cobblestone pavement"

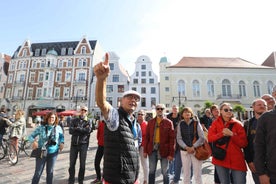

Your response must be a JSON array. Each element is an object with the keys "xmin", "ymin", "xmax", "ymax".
[{"xmin": 0, "ymin": 127, "xmax": 254, "ymax": 184}]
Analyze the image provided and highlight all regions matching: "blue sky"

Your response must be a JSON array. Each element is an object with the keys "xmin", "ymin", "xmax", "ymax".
[{"xmin": 1, "ymin": 0, "xmax": 276, "ymax": 75}]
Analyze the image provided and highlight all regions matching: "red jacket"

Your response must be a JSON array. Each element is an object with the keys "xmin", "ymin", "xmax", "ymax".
[
  {"xmin": 208, "ymin": 116, "xmax": 248, "ymax": 171},
  {"xmin": 97, "ymin": 121, "xmax": 105, "ymax": 146},
  {"xmin": 139, "ymin": 120, "xmax": 148, "ymax": 147},
  {"xmin": 144, "ymin": 117, "xmax": 175, "ymax": 158}
]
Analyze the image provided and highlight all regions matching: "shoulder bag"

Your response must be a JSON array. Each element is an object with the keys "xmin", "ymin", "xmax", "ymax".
[
  {"xmin": 211, "ymin": 123, "xmax": 234, "ymax": 160},
  {"xmin": 193, "ymin": 121, "xmax": 212, "ymax": 160}
]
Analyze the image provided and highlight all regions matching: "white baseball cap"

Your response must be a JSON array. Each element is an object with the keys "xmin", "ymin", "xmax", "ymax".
[{"xmin": 122, "ymin": 90, "xmax": 141, "ymax": 99}]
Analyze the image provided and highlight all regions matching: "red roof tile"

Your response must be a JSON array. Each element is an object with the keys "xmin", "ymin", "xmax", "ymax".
[{"xmin": 169, "ymin": 57, "xmax": 270, "ymax": 68}]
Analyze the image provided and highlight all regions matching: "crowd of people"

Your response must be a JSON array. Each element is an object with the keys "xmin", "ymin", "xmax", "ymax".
[{"xmin": 1, "ymin": 53, "xmax": 276, "ymax": 184}]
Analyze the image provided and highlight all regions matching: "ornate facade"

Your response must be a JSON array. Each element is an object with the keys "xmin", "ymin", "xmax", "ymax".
[{"xmin": 5, "ymin": 36, "xmax": 104, "ymax": 117}]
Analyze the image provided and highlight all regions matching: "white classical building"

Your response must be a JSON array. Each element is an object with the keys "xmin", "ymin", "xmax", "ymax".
[
  {"xmin": 91, "ymin": 51, "xmax": 131, "ymax": 115},
  {"xmin": 129, "ymin": 55, "xmax": 159, "ymax": 111},
  {"xmin": 159, "ymin": 55, "xmax": 276, "ymax": 117}
]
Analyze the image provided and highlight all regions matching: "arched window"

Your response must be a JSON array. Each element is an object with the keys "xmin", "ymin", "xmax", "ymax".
[
  {"xmin": 207, "ymin": 80, "xmax": 214, "ymax": 97},
  {"xmin": 222, "ymin": 79, "xmax": 231, "ymax": 97},
  {"xmin": 253, "ymin": 81, "xmax": 261, "ymax": 97},
  {"xmin": 177, "ymin": 80, "xmax": 185, "ymax": 96},
  {"xmin": 192, "ymin": 80, "xmax": 200, "ymax": 97},
  {"xmin": 81, "ymin": 46, "xmax": 86, "ymax": 54},
  {"xmin": 239, "ymin": 80, "xmax": 246, "ymax": 97},
  {"xmin": 267, "ymin": 80, "xmax": 274, "ymax": 94},
  {"xmin": 22, "ymin": 49, "xmax": 27, "ymax": 57}
]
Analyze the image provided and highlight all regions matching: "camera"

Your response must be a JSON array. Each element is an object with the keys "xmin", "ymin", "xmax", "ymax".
[{"xmin": 47, "ymin": 139, "xmax": 56, "ymax": 146}]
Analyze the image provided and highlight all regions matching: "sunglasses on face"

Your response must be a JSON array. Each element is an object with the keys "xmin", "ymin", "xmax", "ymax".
[
  {"xmin": 156, "ymin": 108, "xmax": 164, "ymax": 111},
  {"xmin": 81, "ymin": 109, "xmax": 87, "ymax": 112},
  {"xmin": 223, "ymin": 108, "xmax": 233, "ymax": 112},
  {"xmin": 138, "ymin": 113, "xmax": 144, "ymax": 116}
]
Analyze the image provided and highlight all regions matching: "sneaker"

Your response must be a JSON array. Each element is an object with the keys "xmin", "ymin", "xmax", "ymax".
[{"xmin": 91, "ymin": 178, "xmax": 102, "ymax": 184}]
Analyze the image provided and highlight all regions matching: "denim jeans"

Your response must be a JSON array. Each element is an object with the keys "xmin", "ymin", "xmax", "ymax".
[
  {"xmin": 215, "ymin": 165, "xmax": 246, "ymax": 184},
  {"xmin": 32, "ymin": 151, "xmax": 58, "ymax": 184},
  {"xmin": 68, "ymin": 143, "xmax": 88, "ymax": 183},
  {"xmin": 148, "ymin": 150, "xmax": 169, "ymax": 184},
  {"xmin": 173, "ymin": 149, "xmax": 182, "ymax": 183},
  {"xmin": 94, "ymin": 145, "xmax": 104, "ymax": 180},
  {"xmin": 169, "ymin": 158, "xmax": 175, "ymax": 175}
]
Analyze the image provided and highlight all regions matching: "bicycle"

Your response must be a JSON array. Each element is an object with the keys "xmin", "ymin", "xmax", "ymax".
[
  {"xmin": 18, "ymin": 136, "xmax": 32, "ymax": 156},
  {"xmin": 0, "ymin": 136, "xmax": 18, "ymax": 165}
]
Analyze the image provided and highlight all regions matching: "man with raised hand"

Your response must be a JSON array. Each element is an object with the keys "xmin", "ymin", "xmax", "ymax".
[{"xmin": 94, "ymin": 53, "xmax": 140, "ymax": 184}]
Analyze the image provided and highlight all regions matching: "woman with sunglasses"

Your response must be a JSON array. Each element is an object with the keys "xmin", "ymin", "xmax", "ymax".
[{"xmin": 208, "ymin": 103, "xmax": 248, "ymax": 184}]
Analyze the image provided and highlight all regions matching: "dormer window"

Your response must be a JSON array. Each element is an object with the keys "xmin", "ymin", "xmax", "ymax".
[
  {"xmin": 42, "ymin": 48, "xmax": 47, "ymax": 56},
  {"xmin": 68, "ymin": 48, "xmax": 73, "ymax": 55},
  {"xmin": 61, "ymin": 48, "xmax": 66, "ymax": 56},
  {"xmin": 35, "ymin": 49, "xmax": 40, "ymax": 56}
]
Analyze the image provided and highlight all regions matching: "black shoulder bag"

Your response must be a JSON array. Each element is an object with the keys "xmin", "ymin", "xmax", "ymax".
[
  {"xmin": 212, "ymin": 123, "xmax": 234, "ymax": 160},
  {"xmin": 30, "ymin": 126, "xmax": 56, "ymax": 158}
]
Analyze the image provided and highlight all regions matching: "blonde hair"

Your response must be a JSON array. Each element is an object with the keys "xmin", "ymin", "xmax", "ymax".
[{"xmin": 15, "ymin": 109, "xmax": 24, "ymax": 116}]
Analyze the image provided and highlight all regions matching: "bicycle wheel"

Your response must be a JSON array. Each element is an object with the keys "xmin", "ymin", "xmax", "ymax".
[
  {"xmin": 23, "ymin": 140, "xmax": 32, "ymax": 157},
  {"xmin": 0, "ymin": 143, "xmax": 5, "ymax": 160},
  {"xmin": 7, "ymin": 143, "xmax": 18, "ymax": 165}
]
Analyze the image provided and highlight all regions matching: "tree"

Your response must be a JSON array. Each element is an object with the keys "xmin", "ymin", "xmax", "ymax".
[
  {"xmin": 233, "ymin": 104, "xmax": 246, "ymax": 120},
  {"xmin": 200, "ymin": 101, "xmax": 214, "ymax": 116}
]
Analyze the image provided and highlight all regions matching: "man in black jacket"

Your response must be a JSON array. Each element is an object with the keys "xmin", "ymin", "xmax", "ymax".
[
  {"xmin": 244, "ymin": 99, "xmax": 267, "ymax": 184},
  {"xmin": 68, "ymin": 106, "xmax": 92, "ymax": 184},
  {"xmin": 255, "ymin": 104, "xmax": 276, "ymax": 184}
]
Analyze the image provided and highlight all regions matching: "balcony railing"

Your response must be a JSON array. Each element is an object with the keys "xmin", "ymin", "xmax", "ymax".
[
  {"xmin": 216, "ymin": 94, "xmax": 241, "ymax": 100},
  {"xmin": 14, "ymin": 80, "xmax": 25, "ymax": 85},
  {"xmin": 73, "ymin": 79, "xmax": 87, "ymax": 85},
  {"xmin": 71, "ymin": 96, "xmax": 87, "ymax": 102},
  {"xmin": 11, "ymin": 96, "xmax": 23, "ymax": 101}
]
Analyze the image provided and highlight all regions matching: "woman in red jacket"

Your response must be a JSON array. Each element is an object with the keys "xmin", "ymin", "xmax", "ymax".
[{"xmin": 208, "ymin": 103, "xmax": 248, "ymax": 184}]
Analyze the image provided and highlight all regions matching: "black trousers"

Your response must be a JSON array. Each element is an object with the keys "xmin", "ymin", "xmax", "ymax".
[
  {"xmin": 94, "ymin": 145, "xmax": 104, "ymax": 180},
  {"xmin": 68, "ymin": 143, "xmax": 88, "ymax": 183}
]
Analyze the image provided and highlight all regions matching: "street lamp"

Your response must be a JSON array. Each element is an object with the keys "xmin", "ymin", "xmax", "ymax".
[{"xmin": 172, "ymin": 91, "xmax": 187, "ymax": 107}]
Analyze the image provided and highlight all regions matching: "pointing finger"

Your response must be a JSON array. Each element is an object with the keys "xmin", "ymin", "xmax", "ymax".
[{"xmin": 103, "ymin": 53, "xmax": 109, "ymax": 65}]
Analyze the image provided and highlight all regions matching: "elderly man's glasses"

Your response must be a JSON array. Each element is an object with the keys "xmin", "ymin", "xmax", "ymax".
[
  {"xmin": 138, "ymin": 113, "xmax": 144, "ymax": 116},
  {"xmin": 125, "ymin": 94, "xmax": 140, "ymax": 102},
  {"xmin": 156, "ymin": 108, "xmax": 164, "ymax": 111},
  {"xmin": 81, "ymin": 109, "xmax": 87, "ymax": 112}
]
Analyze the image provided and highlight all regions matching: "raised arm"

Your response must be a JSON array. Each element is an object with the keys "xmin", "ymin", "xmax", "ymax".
[{"xmin": 94, "ymin": 53, "xmax": 111, "ymax": 119}]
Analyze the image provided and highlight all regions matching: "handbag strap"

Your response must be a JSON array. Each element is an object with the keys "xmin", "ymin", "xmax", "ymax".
[
  {"xmin": 192, "ymin": 119, "xmax": 197, "ymax": 143},
  {"xmin": 223, "ymin": 123, "xmax": 234, "ymax": 149}
]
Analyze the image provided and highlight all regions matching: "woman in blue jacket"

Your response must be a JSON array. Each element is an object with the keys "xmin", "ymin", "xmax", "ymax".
[{"xmin": 28, "ymin": 111, "xmax": 64, "ymax": 184}]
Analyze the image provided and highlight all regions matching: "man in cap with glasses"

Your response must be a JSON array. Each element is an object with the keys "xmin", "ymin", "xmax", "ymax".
[
  {"xmin": 68, "ymin": 106, "xmax": 92, "ymax": 184},
  {"xmin": 94, "ymin": 53, "xmax": 140, "ymax": 184},
  {"xmin": 144, "ymin": 104, "xmax": 175, "ymax": 184}
]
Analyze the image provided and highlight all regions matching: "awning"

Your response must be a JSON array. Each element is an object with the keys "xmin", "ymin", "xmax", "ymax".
[{"xmin": 57, "ymin": 110, "xmax": 78, "ymax": 116}]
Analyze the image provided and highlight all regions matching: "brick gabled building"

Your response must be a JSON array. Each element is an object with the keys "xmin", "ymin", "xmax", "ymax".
[{"xmin": 5, "ymin": 36, "xmax": 104, "ymax": 117}]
